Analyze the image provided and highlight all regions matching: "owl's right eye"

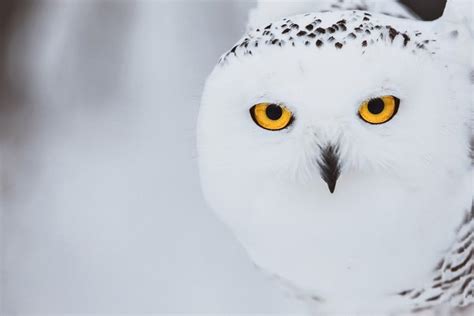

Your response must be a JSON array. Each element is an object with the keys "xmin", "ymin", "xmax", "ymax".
[{"xmin": 250, "ymin": 103, "xmax": 294, "ymax": 131}]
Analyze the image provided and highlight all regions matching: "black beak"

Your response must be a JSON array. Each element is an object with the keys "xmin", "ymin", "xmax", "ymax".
[{"xmin": 318, "ymin": 144, "xmax": 341, "ymax": 194}]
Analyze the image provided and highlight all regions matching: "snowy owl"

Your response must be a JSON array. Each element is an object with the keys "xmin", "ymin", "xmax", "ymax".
[{"xmin": 197, "ymin": 0, "xmax": 473, "ymax": 314}]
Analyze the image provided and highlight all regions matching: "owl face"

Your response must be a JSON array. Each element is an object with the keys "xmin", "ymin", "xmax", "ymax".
[
  {"xmin": 197, "ymin": 12, "xmax": 471, "ymax": 226},
  {"xmin": 197, "ymin": 9, "xmax": 472, "ymax": 306}
]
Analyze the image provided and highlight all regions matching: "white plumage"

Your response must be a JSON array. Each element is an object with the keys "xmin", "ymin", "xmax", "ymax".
[{"xmin": 197, "ymin": 0, "xmax": 473, "ymax": 314}]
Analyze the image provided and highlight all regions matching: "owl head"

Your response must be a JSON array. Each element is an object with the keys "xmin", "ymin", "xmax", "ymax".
[{"xmin": 197, "ymin": 7, "xmax": 471, "ymax": 228}]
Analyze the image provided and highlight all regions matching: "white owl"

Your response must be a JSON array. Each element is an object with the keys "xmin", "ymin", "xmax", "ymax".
[{"xmin": 197, "ymin": 0, "xmax": 473, "ymax": 315}]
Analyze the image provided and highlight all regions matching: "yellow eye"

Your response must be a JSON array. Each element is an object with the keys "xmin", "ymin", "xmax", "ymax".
[
  {"xmin": 358, "ymin": 96, "xmax": 400, "ymax": 125},
  {"xmin": 250, "ymin": 103, "xmax": 294, "ymax": 131}
]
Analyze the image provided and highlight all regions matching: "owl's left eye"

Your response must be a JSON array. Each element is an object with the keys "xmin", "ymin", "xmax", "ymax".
[
  {"xmin": 358, "ymin": 96, "xmax": 400, "ymax": 125},
  {"xmin": 250, "ymin": 103, "xmax": 294, "ymax": 131}
]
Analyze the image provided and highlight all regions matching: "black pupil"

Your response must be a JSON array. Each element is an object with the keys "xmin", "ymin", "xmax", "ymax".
[
  {"xmin": 367, "ymin": 98, "xmax": 385, "ymax": 115},
  {"xmin": 266, "ymin": 104, "xmax": 283, "ymax": 120}
]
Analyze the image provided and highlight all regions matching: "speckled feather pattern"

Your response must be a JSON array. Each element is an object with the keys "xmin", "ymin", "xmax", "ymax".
[
  {"xmin": 398, "ymin": 206, "xmax": 474, "ymax": 312},
  {"xmin": 220, "ymin": 10, "xmax": 437, "ymax": 65}
]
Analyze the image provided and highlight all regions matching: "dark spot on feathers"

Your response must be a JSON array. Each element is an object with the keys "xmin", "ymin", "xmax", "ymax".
[
  {"xmin": 426, "ymin": 293, "xmax": 443, "ymax": 302},
  {"xmin": 339, "ymin": 24, "xmax": 347, "ymax": 31},
  {"xmin": 398, "ymin": 289, "xmax": 413, "ymax": 296},
  {"xmin": 308, "ymin": 33, "xmax": 316, "ymax": 38},
  {"xmin": 297, "ymin": 30, "xmax": 307, "ymax": 36},
  {"xmin": 264, "ymin": 23, "xmax": 272, "ymax": 30},
  {"xmin": 316, "ymin": 40, "xmax": 323, "ymax": 47},
  {"xmin": 462, "ymin": 207, "xmax": 474, "ymax": 225},
  {"xmin": 305, "ymin": 41, "xmax": 310, "ymax": 46},
  {"xmin": 412, "ymin": 307, "xmax": 432, "ymax": 314},
  {"xmin": 291, "ymin": 24, "xmax": 299, "ymax": 29},
  {"xmin": 328, "ymin": 36, "xmax": 335, "ymax": 42},
  {"xmin": 457, "ymin": 238, "xmax": 471, "ymax": 254},
  {"xmin": 355, "ymin": 27, "xmax": 363, "ymax": 33},
  {"xmin": 306, "ymin": 24, "xmax": 314, "ymax": 31},
  {"xmin": 450, "ymin": 249, "xmax": 473, "ymax": 272},
  {"xmin": 337, "ymin": 19, "xmax": 346, "ymax": 24},
  {"xmin": 327, "ymin": 27, "xmax": 336, "ymax": 33},
  {"xmin": 435, "ymin": 258, "xmax": 445, "ymax": 270},
  {"xmin": 460, "ymin": 276, "xmax": 474, "ymax": 293},
  {"xmin": 335, "ymin": 42, "xmax": 343, "ymax": 49},
  {"xmin": 402, "ymin": 34, "xmax": 410, "ymax": 46},
  {"xmin": 316, "ymin": 27, "xmax": 326, "ymax": 34},
  {"xmin": 389, "ymin": 27, "xmax": 399, "ymax": 41},
  {"xmin": 271, "ymin": 39, "xmax": 279, "ymax": 45},
  {"xmin": 348, "ymin": 33, "xmax": 356, "ymax": 39},
  {"xmin": 363, "ymin": 17, "xmax": 370, "ymax": 21},
  {"xmin": 362, "ymin": 40, "xmax": 368, "ymax": 47},
  {"xmin": 282, "ymin": 28, "xmax": 291, "ymax": 34}
]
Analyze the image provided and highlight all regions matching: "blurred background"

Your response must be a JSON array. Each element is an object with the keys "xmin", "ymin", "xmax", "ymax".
[{"xmin": 0, "ymin": 0, "xmax": 448, "ymax": 314}]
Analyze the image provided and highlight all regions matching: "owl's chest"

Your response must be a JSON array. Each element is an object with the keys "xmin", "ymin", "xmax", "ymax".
[{"xmin": 237, "ymin": 176, "xmax": 471, "ymax": 312}]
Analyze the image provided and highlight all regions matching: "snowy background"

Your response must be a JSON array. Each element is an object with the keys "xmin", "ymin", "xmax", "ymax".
[{"xmin": 0, "ymin": 0, "xmax": 446, "ymax": 314}]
